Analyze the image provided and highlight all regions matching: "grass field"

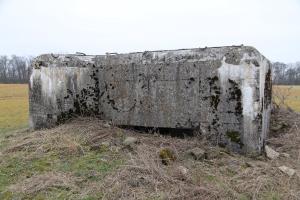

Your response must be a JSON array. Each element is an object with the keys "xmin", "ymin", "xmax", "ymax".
[
  {"xmin": 0, "ymin": 84, "xmax": 299, "ymax": 134},
  {"xmin": 273, "ymin": 85, "xmax": 300, "ymax": 112},
  {"xmin": 0, "ymin": 84, "xmax": 28, "ymax": 134}
]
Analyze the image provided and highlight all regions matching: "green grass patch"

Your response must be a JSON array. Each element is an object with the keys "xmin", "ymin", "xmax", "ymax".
[
  {"xmin": 58, "ymin": 151, "xmax": 123, "ymax": 181},
  {"xmin": 0, "ymin": 138, "xmax": 123, "ymax": 199}
]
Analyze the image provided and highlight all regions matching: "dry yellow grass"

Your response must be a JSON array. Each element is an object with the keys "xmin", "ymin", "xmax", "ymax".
[
  {"xmin": 0, "ymin": 84, "xmax": 29, "ymax": 133},
  {"xmin": 273, "ymin": 85, "xmax": 300, "ymax": 112}
]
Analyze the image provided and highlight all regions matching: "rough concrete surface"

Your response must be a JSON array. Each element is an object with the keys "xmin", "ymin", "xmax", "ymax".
[{"xmin": 29, "ymin": 46, "xmax": 272, "ymax": 154}]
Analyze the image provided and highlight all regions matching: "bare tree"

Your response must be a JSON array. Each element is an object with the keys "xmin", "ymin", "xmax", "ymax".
[
  {"xmin": 0, "ymin": 55, "xmax": 31, "ymax": 83},
  {"xmin": 9, "ymin": 55, "xmax": 28, "ymax": 83},
  {"xmin": 272, "ymin": 62, "xmax": 300, "ymax": 85},
  {"xmin": 0, "ymin": 56, "xmax": 9, "ymax": 83}
]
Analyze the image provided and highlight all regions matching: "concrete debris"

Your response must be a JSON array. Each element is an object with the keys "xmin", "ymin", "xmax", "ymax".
[
  {"xmin": 123, "ymin": 137, "xmax": 138, "ymax": 146},
  {"xmin": 265, "ymin": 145, "xmax": 280, "ymax": 160},
  {"xmin": 177, "ymin": 166, "xmax": 189, "ymax": 176},
  {"xmin": 278, "ymin": 166, "xmax": 296, "ymax": 176}
]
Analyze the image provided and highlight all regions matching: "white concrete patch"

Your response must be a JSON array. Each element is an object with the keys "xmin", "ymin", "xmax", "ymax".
[{"xmin": 218, "ymin": 53, "xmax": 270, "ymax": 153}]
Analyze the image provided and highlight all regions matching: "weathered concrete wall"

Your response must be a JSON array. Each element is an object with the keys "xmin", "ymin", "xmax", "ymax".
[{"xmin": 29, "ymin": 46, "xmax": 272, "ymax": 154}]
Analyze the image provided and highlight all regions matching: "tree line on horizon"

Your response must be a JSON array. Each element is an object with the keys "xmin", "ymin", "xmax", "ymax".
[
  {"xmin": 0, "ymin": 55, "xmax": 300, "ymax": 85},
  {"xmin": 0, "ymin": 55, "xmax": 32, "ymax": 84},
  {"xmin": 272, "ymin": 62, "xmax": 300, "ymax": 85}
]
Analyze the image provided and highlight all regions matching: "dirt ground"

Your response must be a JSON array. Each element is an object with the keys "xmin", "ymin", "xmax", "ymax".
[{"xmin": 0, "ymin": 108, "xmax": 299, "ymax": 200}]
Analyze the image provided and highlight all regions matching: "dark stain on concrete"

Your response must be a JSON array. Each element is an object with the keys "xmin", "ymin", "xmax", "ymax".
[
  {"xmin": 228, "ymin": 79, "xmax": 242, "ymax": 115},
  {"xmin": 264, "ymin": 68, "xmax": 272, "ymax": 108}
]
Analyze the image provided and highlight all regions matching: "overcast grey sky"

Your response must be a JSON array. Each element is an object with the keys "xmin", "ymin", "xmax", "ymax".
[{"xmin": 0, "ymin": 0, "xmax": 299, "ymax": 62}]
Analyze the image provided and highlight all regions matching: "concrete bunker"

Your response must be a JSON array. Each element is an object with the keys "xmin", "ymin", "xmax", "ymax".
[{"xmin": 29, "ymin": 46, "xmax": 272, "ymax": 155}]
